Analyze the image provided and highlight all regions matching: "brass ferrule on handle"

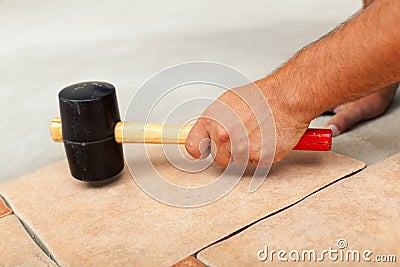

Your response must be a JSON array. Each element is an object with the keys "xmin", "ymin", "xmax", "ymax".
[{"xmin": 50, "ymin": 117, "xmax": 192, "ymax": 144}]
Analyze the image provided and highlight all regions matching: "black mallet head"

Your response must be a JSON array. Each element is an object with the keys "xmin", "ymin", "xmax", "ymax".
[{"xmin": 58, "ymin": 82, "xmax": 124, "ymax": 181}]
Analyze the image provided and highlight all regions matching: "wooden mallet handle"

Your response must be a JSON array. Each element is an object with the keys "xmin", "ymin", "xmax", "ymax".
[{"xmin": 50, "ymin": 117, "xmax": 332, "ymax": 151}]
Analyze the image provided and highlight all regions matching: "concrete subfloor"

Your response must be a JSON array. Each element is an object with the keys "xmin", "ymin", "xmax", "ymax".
[{"xmin": 2, "ymin": 0, "xmax": 398, "ymax": 183}]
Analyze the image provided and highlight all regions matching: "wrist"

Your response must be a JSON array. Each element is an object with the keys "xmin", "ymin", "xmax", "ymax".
[{"xmin": 255, "ymin": 72, "xmax": 323, "ymax": 125}]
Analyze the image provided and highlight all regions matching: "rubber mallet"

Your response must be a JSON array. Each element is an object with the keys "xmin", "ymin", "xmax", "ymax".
[{"xmin": 50, "ymin": 82, "xmax": 332, "ymax": 182}]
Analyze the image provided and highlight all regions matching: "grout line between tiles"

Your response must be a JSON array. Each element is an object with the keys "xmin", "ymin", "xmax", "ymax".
[
  {"xmin": 0, "ymin": 193, "xmax": 61, "ymax": 267},
  {"xmin": 193, "ymin": 167, "xmax": 366, "ymax": 257}
]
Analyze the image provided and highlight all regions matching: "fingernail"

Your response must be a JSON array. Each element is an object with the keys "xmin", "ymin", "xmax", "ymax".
[{"xmin": 327, "ymin": 124, "xmax": 340, "ymax": 137}]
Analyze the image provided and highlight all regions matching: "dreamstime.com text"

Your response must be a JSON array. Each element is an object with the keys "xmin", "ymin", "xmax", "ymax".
[{"xmin": 257, "ymin": 239, "xmax": 396, "ymax": 263}]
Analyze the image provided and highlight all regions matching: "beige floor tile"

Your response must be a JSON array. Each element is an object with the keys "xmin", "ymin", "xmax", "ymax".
[
  {"xmin": 0, "ymin": 215, "xmax": 55, "ymax": 266},
  {"xmin": 0, "ymin": 151, "xmax": 364, "ymax": 266},
  {"xmin": 198, "ymin": 153, "xmax": 400, "ymax": 266},
  {"xmin": 0, "ymin": 197, "xmax": 12, "ymax": 218}
]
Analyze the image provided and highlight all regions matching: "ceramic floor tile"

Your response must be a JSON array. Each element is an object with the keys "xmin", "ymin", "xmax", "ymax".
[
  {"xmin": 198, "ymin": 153, "xmax": 400, "ymax": 266},
  {"xmin": 0, "ymin": 215, "xmax": 56, "ymax": 266},
  {"xmin": 0, "ymin": 151, "xmax": 364, "ymax": 266},
  {"xmin": 0, "ymin": 196, "xmax": 12, "ymax": 218}
]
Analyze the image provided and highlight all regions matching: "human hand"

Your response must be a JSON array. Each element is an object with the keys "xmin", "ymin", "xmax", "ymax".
[
  {"xmin": 325, "ymin": 83, "xmax": 398, "ymax": 136},
  {"xmin": 185, "ymin": 79, "xmax": 314, "ymax": 167}
]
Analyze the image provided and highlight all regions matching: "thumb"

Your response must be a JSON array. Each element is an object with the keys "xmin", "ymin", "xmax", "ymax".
[{"xmin": 325, "ymin": 103, "xmax": 363, "ymax": 136}]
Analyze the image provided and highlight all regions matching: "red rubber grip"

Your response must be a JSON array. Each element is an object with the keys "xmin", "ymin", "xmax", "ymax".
[{"xmin": 292, "ymin": 129, "xmax": 332, "ymax": 151}]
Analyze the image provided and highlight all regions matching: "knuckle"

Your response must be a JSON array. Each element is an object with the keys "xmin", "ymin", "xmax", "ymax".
[
  {"xmin": 250, "ymin": 159, "xmax": 259, "ymax": 167},
  {"xmin": 234, "ymin": 143, "xmax": 249, "ymax": 155},
  {"xmin": 232, "ymin": 155, "xmax": 247, "ymax": 166},
  {"xmin": 250, "ymin": 152, "xmax": 261, "ymax": 164},
  {"xmin": 214, "ymin": 157, "xmax": 230, "ymax": 167},
  {"xmin": 216, "ymin": 128, "xmax": 230, "ymax": 143},
  {"xmin": 210, "ymin": 143, "xmax": 230, "ymax": 167},
  {"xmin": 202, "ymin": 118, "xmax": 213, "ymax": 127},
  {"xmin": 232, "ymin": 146, "xmax": 249, "ymax": 165}
]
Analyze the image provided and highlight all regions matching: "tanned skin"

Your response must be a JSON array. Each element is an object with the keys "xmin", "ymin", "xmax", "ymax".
[
  {"xmin": 325, "ymin": 0, "xmax": 398, "ymax": 136},
  {"xmin": 186, "ymin": 0, "xmax": 400, "ymax": 166}
]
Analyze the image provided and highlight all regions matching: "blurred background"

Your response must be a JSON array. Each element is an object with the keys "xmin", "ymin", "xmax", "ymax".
[{"xmin": 0, "ymin": 0, "xmax": 360, "ymax": 182}]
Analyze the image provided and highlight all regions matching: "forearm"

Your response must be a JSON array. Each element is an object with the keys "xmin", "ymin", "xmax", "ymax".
[{"xmin": 259, "ymin": 0, "xmax": 400, "ymax": 121}]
